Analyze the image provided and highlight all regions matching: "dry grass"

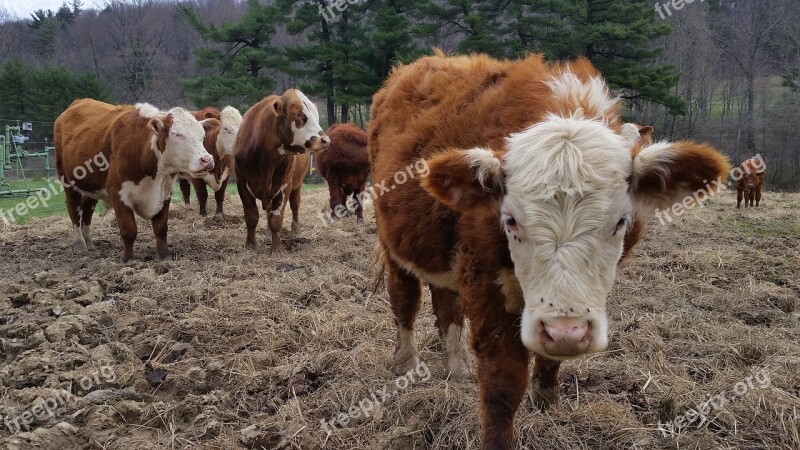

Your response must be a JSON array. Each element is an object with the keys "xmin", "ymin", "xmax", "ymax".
[{"xmin": 0, "ymin": 188, "xmax": 798, "ymax": 449}]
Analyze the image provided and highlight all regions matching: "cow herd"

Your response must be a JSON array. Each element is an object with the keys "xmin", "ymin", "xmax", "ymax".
[{"xmin": 53, "ymin": 52, "xmax": 768, "ymax": 449}]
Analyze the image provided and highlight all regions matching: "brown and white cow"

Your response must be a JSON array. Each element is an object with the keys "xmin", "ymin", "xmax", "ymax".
[
  {"xmin": 235, "ymin": 89, "xmax": 329, "ymax": 253},
  {"xmin": 369, "ymin": 53, "xmax": 730, "ymax": 449},
  {"xmin": 736, "ymin": 156, "xmax": 766, "ymax": 208},
  {"xmin": 179, "ymin": 106, "xmax": 243, "ymax": 215},
  {"xmin": 316, "ymin": 123, "xmax": 370, "ymax": 222},
  {"xmin": 54, "ymin": 99, "xmax": 219, "ymax": 261}
]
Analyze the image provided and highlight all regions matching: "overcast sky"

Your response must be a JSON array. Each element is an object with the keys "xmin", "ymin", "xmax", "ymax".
[{"xmin": 1, "ymin": 0, "xmax": 104, "ymax": 19}]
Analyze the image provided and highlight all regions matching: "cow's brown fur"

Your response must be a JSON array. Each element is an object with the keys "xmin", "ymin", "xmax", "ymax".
[
  {"xmin": 369, "ymin": 53, "xmax": 729, "ymax": 449},
  {"xmin": 316, "ymin": 123, "xmax": 370, "ymax": 221},
  {"xmin": 736, "ymin": 158, "xmax": 765, "ymax": 208},
  {"xmin": 179, "ymin": 107, "xmax": 234, "ymax": 215},
  {"xmin": 235, "ymin": 91, "xmax": 317, "ymax": 253}
]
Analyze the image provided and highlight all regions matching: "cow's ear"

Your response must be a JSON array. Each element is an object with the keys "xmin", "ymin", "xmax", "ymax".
[
  {"xmin": 204, "ymin": 111, "xmax": 216, "ymax": 119},
  {"xmin": 272, "ymin": 98, "xmax": 285, "ymax": 117},
  {"xmin": 148, "ymin": 118, "xmax": 165, "ymax": 134},
  {"xmin": 630, "ymin": 141, "xmax": 730, "ymax": 216},
  {"xmin": 638, "ymin": 125, "xmax": 654, "ymax": 139},
  {"xmin": 421, "ymin": 147, "xmax": 505, "ymax": 212},
  {"xmin": 200, "ymin": 118, "xmax": 220, "ymax": 132}
]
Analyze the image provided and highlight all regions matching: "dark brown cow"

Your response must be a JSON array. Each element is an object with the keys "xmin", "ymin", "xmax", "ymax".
[
  {"xmin": 179, "ymin": 106, "xmax": 242, "ymax": 215},
  {"xmin": 369, "ymin": 53, "xmax": 730, "ymax": 449},
  {"xmin": 235, "ymin": 89, "xmax": 329, "ymax": 253},
  {"xmin": 316, "ymin": 123, "xmax": 370, "ymax": 222},
  {"xmin": 54, "ymin": 99, "xmax": 219, "ymax": 261},
  {"xmin": 736, "ymin": 157, "xmax": 766, "ymax": 208}
]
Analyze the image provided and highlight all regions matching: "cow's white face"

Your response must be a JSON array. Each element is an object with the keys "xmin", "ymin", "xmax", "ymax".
[
  {"xmin": 277, "ymin": 89, "xmax": 330, "ymax": 153},
  {"xmin": 422, "ymin": 108, "xmax": 729, "ymax": 363},
  {"xmin": 497, "ymin": 117, "xmax": 637, "ymax": 360},
  {"xmin": 217, "ymin": 106, "xmax": 242, "ymax": 157},
  {"xmin": 150, "ymin": 108, "xmax": 218, "ymax": 178}
]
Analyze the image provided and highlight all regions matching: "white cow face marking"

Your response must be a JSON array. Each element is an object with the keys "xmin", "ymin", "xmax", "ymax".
[
  {"xmin": 498, "ymin": 116, "xmax": 633, "ymax": 360},
  {"xmin": 274, "ymin": 89, "xmax": 330, "ymax": 153},
  {"xmin": 217, "ymin": 106, "xmax": 242, "ymax": 158},
  {"xmin": 149, "ymin": 108, "xmax": 218, "ymax": 178}
]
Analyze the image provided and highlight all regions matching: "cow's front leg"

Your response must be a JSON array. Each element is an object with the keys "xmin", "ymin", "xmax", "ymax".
[
  {"xmin": 112, "ymin": 200, "xmax": 138, "ymax": 262},
  {"xmin": 755, "ymin": 186, "xmax": 762, "ymax": 207},
  {"xmin": 327, "ymin": 175, "xmax": 344, "ymax": 220},
  {"xmin": 353, "ymin": 188, "xmax": 365, "ymax": 223},
  {"xmin": 471, "ymin": 306, "xmax": 529, "ymax": 449},
  {"xmin": 151, "ymin": 199, "xmax": 171, "ymax": 259},
  {"xmin": 736, "ymin": 188, "xmax": 743, "ymax": 209},
  {"xmin": 530, "ymin": 353, "xmax": 561, "ymax": 409}
]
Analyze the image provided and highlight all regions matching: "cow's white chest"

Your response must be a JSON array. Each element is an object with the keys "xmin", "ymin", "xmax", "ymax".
[{"xmin": 119, "ymin": 175, "xmax": 175, "ymax": 219}]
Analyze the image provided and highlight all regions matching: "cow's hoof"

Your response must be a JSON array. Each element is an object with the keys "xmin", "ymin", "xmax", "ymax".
[
  {"xmin": 85, "ymin": 240, "xmax": 95, "ymax": 250},
  {"xmin": 394, "ymin": 353, "xmax": 421, "ymax": 375},
  {"xmin": 157, "ymin": 249, "xmax": 171, "ymax": 260},
  {"xmin": 72, "ymin": 241, "xmax": 88, "ymax": 253},
  {"xmin": 445, "ymin": 352, "xmax": 473, "ymax": 381},
  {"xmin": 199, "ymin": 209, "xmax": 208, "ymax": 217},
  {"xmin": 356, "ymin": 217, "xmax": 364, "ymax": 224},
  {"xmin": 530, "ymin": 381, "xmax": 560, "ymax": 410},
  {"xmin": 291, "ymin": 223, "xmax": 301, "ymax": 235}
]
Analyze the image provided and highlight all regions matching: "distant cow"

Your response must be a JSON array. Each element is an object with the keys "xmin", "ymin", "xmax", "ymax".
[
  {"xmin": 736, "ymin": 157, "xmax": 766, "ymax": 208},
  {"xmin": 235, "ymin": 89, "xmax": 330, "ymax": 253},
  {"xmin": 316, "ymin": 123, "xmax": 370, "ymax": 222},
  {"xmin": 369, "ymin": 53, "xmax": 730, "ymax": 449},
  {"xmin": 179, "ymin": 106, "xmax": 243, "ymax": 215},
  {"xmin": 54, "ymin": 99, "xmax": 219, "ymax": 261}
]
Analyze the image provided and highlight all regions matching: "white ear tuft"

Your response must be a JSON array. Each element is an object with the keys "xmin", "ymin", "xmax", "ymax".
[
  {"xmin": 620, "ymin": 123, "xmax": 640, "ymax": 148},
  {"xmin": 464, "ymin": 147, "xmax": 504, "ymax": 190}
]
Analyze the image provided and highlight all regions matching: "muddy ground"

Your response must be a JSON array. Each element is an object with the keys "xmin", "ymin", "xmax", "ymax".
[{"xmin": 0, "ymin": 188, "xmax": 798, "ymax": 449}]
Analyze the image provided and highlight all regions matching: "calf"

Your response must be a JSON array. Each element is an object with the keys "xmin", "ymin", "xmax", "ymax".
[
  {"xmin": 736, "ymin": 157, "xmax": 766, "ymax": 208},
  {"xmin": 179, "ymin": 106, "xmax": 243, "ymax": 215},
  {"xmin": 316, "ymin": 123, "xmax": 370, "ymax": 222},
  {"xmin": 54, "ymin": 99, "xmax": 219, "ymax": 261},
  {"xmin": 369, "ymin": 52, "xmax": 730, "ymax": 449},
  {"xmin": 235, "ymin": 89, "xmax": 330, "ymax": 253}
]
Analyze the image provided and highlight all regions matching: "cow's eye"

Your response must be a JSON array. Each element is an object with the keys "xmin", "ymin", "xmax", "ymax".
[
  {"xmin": 614, "ymin": 215, "xmax": 631, "ymax": 235},
  {"xmin": 502, "ymin": 213, "xmax": 518, "ymax": 232},
  {"xmin": 171, "ymin": 132, "xmax": 182, "ymax": 138}
]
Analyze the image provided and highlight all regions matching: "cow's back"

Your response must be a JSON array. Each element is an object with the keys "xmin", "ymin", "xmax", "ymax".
[
  {"xmin": 369, "ymin": 53, "xmax": 609, "ymax": 274},
  {"xmin": 55, "ymin": 99, "xmax": 131, "ymax": 188}
]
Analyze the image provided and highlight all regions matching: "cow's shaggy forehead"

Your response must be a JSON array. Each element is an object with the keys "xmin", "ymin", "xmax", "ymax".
[
  {"xmin": 220, "ymin": 106, "xmax": 242, "ymax": 127},
  {"xmin": 503, "ymin": 115, "xmax": 632, "ymax": 201},
  {"xmin": 167, "ymin": 107, "xmax": 205, "ymax": 139},
  {"xmin": 294, "ymin": 90, "xmax": 320, "ymax": 124}
]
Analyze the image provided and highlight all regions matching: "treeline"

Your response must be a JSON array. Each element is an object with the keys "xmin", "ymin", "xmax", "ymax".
[{"xmin": 0, "ymin": 0, "xmax": 799, "ymax": 187}]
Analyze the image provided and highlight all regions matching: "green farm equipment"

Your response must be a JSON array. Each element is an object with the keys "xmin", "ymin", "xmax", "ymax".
[{"xmin": 0, "ymin": 121, "xmax": 53, "ymax": 199}]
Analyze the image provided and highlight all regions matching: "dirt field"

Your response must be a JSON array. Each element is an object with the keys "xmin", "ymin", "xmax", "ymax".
[{"xmin": 1, "ymin": 188, "xmax": 798, "ymax": 450}]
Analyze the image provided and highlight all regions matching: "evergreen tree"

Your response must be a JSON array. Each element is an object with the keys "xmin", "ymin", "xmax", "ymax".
[
  {"xmin": 279, "ymin": 0, "xmax": 379, "ymax": 125},
  {"xmin": 0, "ymin": 59, "xmax": 107, "ymax": 123},
  {"xmin": 178, "ymin": 0, "xmax": 282, "ymax": 107},
  {"xmin": 504, "ymin": 0, "xmax": 685, "ymax": 114},
  {"xmin": 28, "ymin": 1, "xmax": 82, "ymax": 57}
]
